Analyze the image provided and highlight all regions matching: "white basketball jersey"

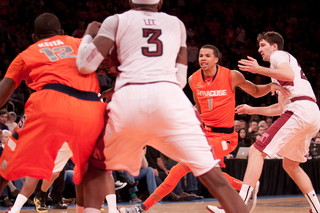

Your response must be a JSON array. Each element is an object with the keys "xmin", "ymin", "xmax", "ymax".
[
  {"xmin": 113, "ymin": 9, "xmax": 186, "ymax": 91},
  {"xmin": 270, "ymin": 51, "xmax": 316, "ymax": 109}
]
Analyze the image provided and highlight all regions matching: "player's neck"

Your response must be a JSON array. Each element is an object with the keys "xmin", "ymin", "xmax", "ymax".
[{"xmin": 203, "ymin": 66, "xmax": 217, "ymax": 77}]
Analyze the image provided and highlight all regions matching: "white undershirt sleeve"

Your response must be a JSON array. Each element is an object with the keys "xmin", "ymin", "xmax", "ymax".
[
  {"xmin": 76, "ymin": 34, "xmax": 104, "ymax": 74},
  {"xmin": 76, "ymin": 15, "xmax": 118, "ymax": 74}
]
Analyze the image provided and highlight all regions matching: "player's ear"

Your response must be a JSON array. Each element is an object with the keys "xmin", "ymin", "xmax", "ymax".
[
  {"xmin": 129, "ymin": 0, "xmax": 134, "ymax": 9},
  {"xmin": 157, "ymin": 0, "xmax": 163, "ymax": 10},
  {"xmin": 32, "ymin": 33, "xmax": 38, "ymax": 43},
  {"xmin": 60, "ymin": 29, "xmax": 65, "ymax": 35}
]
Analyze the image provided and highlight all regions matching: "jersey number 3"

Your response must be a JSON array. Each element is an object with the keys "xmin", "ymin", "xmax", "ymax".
[{"xmin": 142, "ymin": 29, "xmax": 163, "ymax": 57}]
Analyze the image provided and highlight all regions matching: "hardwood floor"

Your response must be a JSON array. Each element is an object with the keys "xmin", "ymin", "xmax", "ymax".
[{"xmin": 0, "ymin": 195, "xmax": 311, "ymax": 213}]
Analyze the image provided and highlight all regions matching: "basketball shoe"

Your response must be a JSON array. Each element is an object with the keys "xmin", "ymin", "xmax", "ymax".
[
  {"xmin": 34, "ymin": 197, "xmax": 47, "ymax": 212},
  {"xmin": 119, "ymin": 204, "xmax": 146, "ymax": 213},
  {"xmin": 206, "ymin": 205, "xmax": 225, "ymax": 213},
  {"xmin": 246, "ymin": 181, "xmax": 260, "ymax": 213},
  {"xmin": 206, "ymin": 181, "xmax": 260, "ymax": 213}
]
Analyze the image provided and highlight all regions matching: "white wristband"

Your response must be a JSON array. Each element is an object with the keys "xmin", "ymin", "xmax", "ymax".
[{"xmin": 176, "ymin": 63, "xmax": 188, "ymax": 89}]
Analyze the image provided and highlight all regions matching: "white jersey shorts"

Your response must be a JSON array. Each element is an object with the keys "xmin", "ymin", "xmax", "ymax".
[
  {"xmin": 254, "ymin": 99, "xmax": 320, "ymax": 162},
  {"xmin": 102, "ymin": 82, "xmax": 219, "ymax": 177}
]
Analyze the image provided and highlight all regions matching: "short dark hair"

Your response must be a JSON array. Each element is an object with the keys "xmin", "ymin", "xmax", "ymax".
[
  {"xmin": 0, "ymin": 108, "xmax": 8, "ymax": 116},
  {"xmin": 257, "ymin": 31, "xmax": 284, "ymax": 50},
  {"xmin": 34, "ymin": 13, "xmax": 61, "ymax": 40},
  {"xmin": 200, "ymin": 44, "xmax": 219, "ymax": 58}
]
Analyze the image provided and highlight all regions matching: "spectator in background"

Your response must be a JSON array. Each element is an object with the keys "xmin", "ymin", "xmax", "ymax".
[
  {"xmin": 234, "ymin": 120, "xmax": 241, "ymax": 133},
  {"xmin": 0, "ymin": 109, "xmax": 9, "ymax": 131},
  {"xmin": 239, "ymin": 119, "xmax": 247, "ymax": 130},
  {"xmin": 251, "ymin": 133, "xmax": 261, "ymax": 145},
  {"xmin": 258, "ymin": 120, "xmax": 267, "ymax": 130},
  {"xmin": 5, "ymin": 111, "xmax": 17, "ymax": 132},
  {"xmin": 231, "ymin": 128, "xmax": 251, "ymax": 158},
  {"xmin": 257, "ymin": 125, "xmax": 266, "ymax": 136},
  {"xmin": 246, "ymin": 120, "xmax": 258, "ymax": 142},
  {"xmin": 123, "ymin": 147, "xmax": 157, "ymax": 203},
  {"xmin": 72, "ymin": 21, "xmax": 85, "ymax": 38},
  {"xmin": 266, "ymin": 117, "xmax": 273, "ymax": 129}
]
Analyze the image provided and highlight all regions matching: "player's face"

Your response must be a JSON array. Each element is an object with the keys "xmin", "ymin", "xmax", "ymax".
[
  {"xmin": 198, "ymin": 48, "xmax": 218, "ymax": 71},
  {"xmin": 258, "ymin": 39, "xmax": 273, "ymax": 62}
]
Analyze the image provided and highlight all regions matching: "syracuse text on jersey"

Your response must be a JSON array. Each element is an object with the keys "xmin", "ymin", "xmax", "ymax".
[{"xmin": 197, "ymin": 89, "xmax": 227, "ymax": 97}]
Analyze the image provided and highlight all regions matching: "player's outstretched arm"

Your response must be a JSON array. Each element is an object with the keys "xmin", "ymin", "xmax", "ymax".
[
  {"xmin": 235, "ymin": 103, "xmax": 283, "ymax": 117},
  {"xmin": 232, "ymin": 70, "xmax": 290, "ymax": 98},
  {"xmin": 238, "ymin": 56, "xmax": 294, "ymax": 81}
]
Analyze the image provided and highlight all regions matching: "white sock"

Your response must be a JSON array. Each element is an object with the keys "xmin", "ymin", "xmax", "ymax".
[
  {"xmin": 106, "ymin": 194, "xmax": 117, "ymax": 213},
  {"xmin": 76, "ymin": 205, "xmax": 84, "ymax": 213},
  {"xmin": 10, "ymin": 194, "xmax": 28, "ymax": 213},
  {"xmin": 83, "ymin": 207, "xmax": 100, "ymax": 213},
  {"xmin": 239, "ymin": 184, "xmax": 253, "ymax": 203},
  {"xmin": 305, "ymin": 190, "xmax": 320, "ymax": 213},
  {"xmin": 7, "ymin": 181, "xmax": 17, "ymax": 192}
]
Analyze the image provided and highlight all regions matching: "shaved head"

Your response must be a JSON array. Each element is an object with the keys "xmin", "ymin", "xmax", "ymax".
[{"xmin": 34, "ymin": 13, "xmax": 62, "ymax": 40}]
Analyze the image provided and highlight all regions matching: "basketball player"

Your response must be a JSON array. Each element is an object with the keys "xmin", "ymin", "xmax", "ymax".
[
  {"xmin": 234, "ymin": 31, "xmax": 320, "ymax": 213},
  {"xmin": 0, "ymin": 12, "xmax": 114, "ymax": 213},
  {"xmin": 76, "ymin": 0, "xmax": 249, "ymax": 212},
  {"xmin": 120, "ymin": 44, "xmax": 288, "ymax": 213}
]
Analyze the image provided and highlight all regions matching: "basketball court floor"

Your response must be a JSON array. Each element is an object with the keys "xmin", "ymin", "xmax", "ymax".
[{"xmin": 0, "ymin": 195, "xmax": 312, "ymax": 213}]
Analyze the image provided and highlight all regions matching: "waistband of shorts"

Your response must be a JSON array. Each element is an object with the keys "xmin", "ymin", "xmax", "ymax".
[
  {"xmin": 42, "ymin": 83, "xmax": 100, "ymax": 101},
  {"xmin": 290, "ymin": 96, "xmax": 316, "ymax": 103},
  {"xmin": 121, "ymin": 81, "xmax": 179, "ymax": 88},
  {"xmin": 202, "ymin": 123, "xmax": 234, "ymax": 134}
]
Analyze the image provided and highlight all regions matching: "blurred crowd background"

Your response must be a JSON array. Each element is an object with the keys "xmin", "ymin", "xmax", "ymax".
[{"xmin": 1, "ymin": 0, "xmax": 320, "ymax": 124}]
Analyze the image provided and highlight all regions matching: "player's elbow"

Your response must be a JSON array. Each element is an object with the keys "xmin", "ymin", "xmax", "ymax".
[{"xmin": 76, "ymin": 58, "xmax": 96, "ymax": 74}]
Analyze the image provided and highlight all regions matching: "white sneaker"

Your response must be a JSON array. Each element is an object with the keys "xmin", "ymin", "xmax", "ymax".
[
  {"xmin": 119, "ymin": 204, "xmax": 145, "ymax": 213},
  {"xmin": 246, "ymin": 181, "xmax": 260, "ymax": 213},
  {"xmin": 115, "ymin": 180, "xmax": 127, "ymax": 191},
  {"xmin": 206, "ymin": 205, "xmax": 226, "ymax": 213}
]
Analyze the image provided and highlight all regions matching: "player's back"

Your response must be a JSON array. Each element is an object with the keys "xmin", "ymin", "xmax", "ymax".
[
  {"xmin": 114, "ymin": 9, "xmax": 185, "ymax": 90},
  {"xmin": 20, "ymin": 35, "xmax": 100, "ymax": 93}
]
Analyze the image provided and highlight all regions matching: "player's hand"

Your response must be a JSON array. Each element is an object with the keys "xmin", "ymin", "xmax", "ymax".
[
  {"xmin": 85, "ymin": 21, "xmax": 102, "ymax": 38},
  {"xmin": 100, "ymin": 87, "xmax": 114, "ymax": 103},
  {"xmin": 238, "ymin": 56, "xmax": 261, "ymax": 74},
  {"xmin": 270, "ymin": 83, "xmax": 291, "ymax": 97},
  {"xmin": 153, "ymin": 169, "xmax": 159, "ymax": 176},
  {"xmin": 235, "ymin": 104, "xmax": 254, "ymax": 115}
]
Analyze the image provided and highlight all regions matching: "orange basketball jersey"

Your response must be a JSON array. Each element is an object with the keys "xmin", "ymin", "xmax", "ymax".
[
  {"xmin": 5, "ymin": 35, "xmax": 100, "ymax": 93},
  {"xmin": 190, "ymin": 66, "xmax": 235, "ymax": 128}
]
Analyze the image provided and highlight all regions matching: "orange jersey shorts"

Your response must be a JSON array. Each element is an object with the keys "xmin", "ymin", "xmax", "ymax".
[
  {"xmin": 0, "ymin": 89, "xmax": 106, "ymax": 184},
  {"xmin": 204, "ymin": 129, "xmax": 238, "ymax": 167}
]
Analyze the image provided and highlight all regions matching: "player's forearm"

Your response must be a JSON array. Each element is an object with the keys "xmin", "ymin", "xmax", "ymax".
[
  {"xmin": 251, "ymin": 103, "xmax": 283, "ymax": 116},
  {"xmin": 257, "ymin": 66, "xmax": 294, "ymax": 81},
  {"xmin": 251, "ymin": 83, "xmax": 272, "ymax": 98}
]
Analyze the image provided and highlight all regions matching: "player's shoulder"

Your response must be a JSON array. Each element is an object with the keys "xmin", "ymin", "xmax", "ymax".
[{"xmin": 271, "ymin": 50, "xmax": 290, "ymax": 59}]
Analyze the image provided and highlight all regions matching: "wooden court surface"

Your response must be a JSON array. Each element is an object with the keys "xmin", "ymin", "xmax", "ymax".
[{"xmin": 0, "ymin": 195, "xmax": 312, "ymax": 213}]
